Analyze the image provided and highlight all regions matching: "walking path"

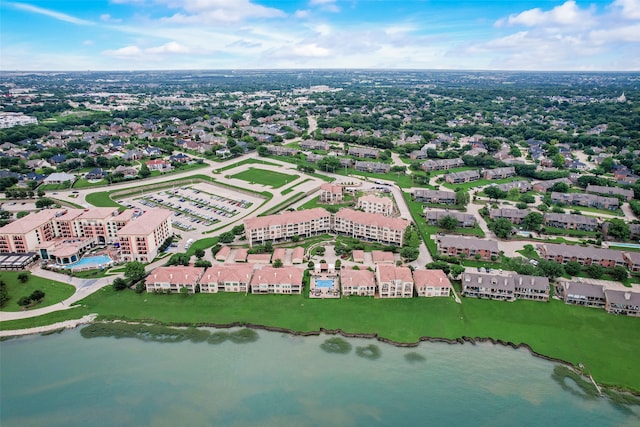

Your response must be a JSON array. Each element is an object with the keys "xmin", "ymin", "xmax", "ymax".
[{"xmin": 0, "ymin": 314, "xmax": 97, "ymax": 337}]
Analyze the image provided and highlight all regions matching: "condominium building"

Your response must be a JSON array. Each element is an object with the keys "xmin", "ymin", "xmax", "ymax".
[
  {"xmin": 483, "ymin": 167, "xmax": 516, "ymax": 180},
  {"xmin": 319, "ymin": 183, "xmax": 343, "ymax": 204},
  {"xmin": 461, "ymin": 272, "xmax": 515, "ymax": 301},
  {"xmin": 340, "ymin": 268, "xmax": 376, "ymax": 296},
  {"xmin": 199, "ymin": 264, "xmax": 254, "ymax": 293},
  {"xmin": 420, "ymin": 158, "xmax": 464, "ymax": 172},
  {"xmin": 413, "ymin": 269, "xmax": 451, "ymax": 297},
  {"xmin": 585, "ymin": 184, "xmax": 633, "ymax": 201},
  {"xmin": 145, "ymin": 266, "xmax": 205, "ymax": 293},
  {"xmin": 445, "ymin": 170, "xmax": 480, "ymax": 184},
  {"xmin": 333, "ymin": 208, "xmax": 409, "ymax": 245},
  {"xmin": 538, "ymin": 243, "xmax": 626, "ymax": 268},
  {"xmin": 376, "ymin": 264, "xmax": 414, "ymax": 298},
  {"xmin": 356, "ymin": 194, "xmax": 394, "ymax": 216},
  {"xmin": 413, "ymin": 189, "xmax": 457, "ymax": 204},
  {"xmin": 424, "ymin": 209, "xmax": 476, "ymax": 227},
  {"xmin": 437, "ymin": 235, "xmax": 499, "ymax": 260},
  {"xmin": 117, "ymin": 209, "xmax": 173, "ymax": 263},
  {"xmin": 488, "ymin": 208, "xmax": 530, "ymax": 224},
  {"xmin": 250, "ymin": 266, "xmax": 304, "ymax": 294},
  {"xmin": 244, "ymin": 208, "xmax": 331, "ymax": 247}
]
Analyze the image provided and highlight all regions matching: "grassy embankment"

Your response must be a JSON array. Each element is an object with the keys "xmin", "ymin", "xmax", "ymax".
[
  {"xmin": 0, "ymin": 272, "xmax": 75, "ymax": 312},
  {"xmin": 2, "ymin": 287, "xmax": 638, "ymax": 393},
  {"xmin": 230, "ymin": 168, "xmax": 299, "ymax": 188}
]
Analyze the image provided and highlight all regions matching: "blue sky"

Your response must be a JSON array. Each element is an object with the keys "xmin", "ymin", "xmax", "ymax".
[{"xmin": 1, "ymin": 0, "xmax": 639, "ymax": 71}]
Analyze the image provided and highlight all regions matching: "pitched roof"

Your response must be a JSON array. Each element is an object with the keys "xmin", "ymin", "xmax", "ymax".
[
  {"xmin": 201, "ymin": 264, "xmax": 254, "ymax": 284},
  {"xmin": 340, "ymin": 268, "xmax": 375, "ymax": 287},
  {"xmin": 244, "ymin": 207, "xmax": 330, "ymax": 229},
  {"xmin": 413, "ymin": 269, "xmax": 451, "ymax": 289},
  {"xmin": 145, "ymin": 266, "xmax": 205, "ymax": 285},
  {"xmin": 250, "ymin": 266, "xmax": 303, "ymax": 285},
  {"xmin": 117, "ymin": 209, "xmax": 172, "ymax": 235},
  {"xmin": 438, "ymin": 235, "xmax": 498, "ymax": 252},
  {"xmin": 377, "ymin": 264, "xmax": 413, "ymax": 283},
  {"xmin": 335, "ymin": 208, "xmax": 409, "ymax": 231}
]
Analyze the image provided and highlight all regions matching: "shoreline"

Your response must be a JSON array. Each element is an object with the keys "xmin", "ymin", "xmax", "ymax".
[{"xmin": 3, "ymin": 316, "xmax": 639, "ymax": 397}]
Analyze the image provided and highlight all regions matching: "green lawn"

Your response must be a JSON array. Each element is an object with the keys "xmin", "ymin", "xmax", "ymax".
[
  {"xmin": 73, "ymin": 178, "xmax": 108, "ymax": 189},
  {"xmin": 230, "ymin": 168, "xmax": 299, "ymax": 188},
  {"xmin": 0, "ymin": 272, "xmax": 75, "ymax": 312},
  {"xmin": 2, "ymin": 286, "xmax": 638, "ymax": 392},
  {"xmin": 85, "ymin": 191, "xmax": 124, "ymax": 208},
  {"xmin": 216, "ymin": 158, "xmax": 279, "ymax": 173}
]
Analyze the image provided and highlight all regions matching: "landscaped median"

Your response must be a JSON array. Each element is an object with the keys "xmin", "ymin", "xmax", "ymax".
[{"xmin": 1, "ymin": 286, "xmax": 639, "ymax": 394}]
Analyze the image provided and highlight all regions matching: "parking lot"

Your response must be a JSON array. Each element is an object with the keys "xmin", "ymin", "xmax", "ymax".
[{"xmin": 119, "ymin": 182, "xmax": 263, "ymax": 235}]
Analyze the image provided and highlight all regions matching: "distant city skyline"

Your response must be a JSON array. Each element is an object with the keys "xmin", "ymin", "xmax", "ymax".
[{"xmin": 1, "ymin": 0, "xmax": 639, "ymax": 71}]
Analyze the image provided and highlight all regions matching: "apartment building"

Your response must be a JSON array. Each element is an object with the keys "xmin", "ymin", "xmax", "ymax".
[
  {"xmin": 117, "ymin": 209, "xmax": 173, "ymax": 263},
  {"xmin": 543, "ymin": 212, "xmax": 599, "ymax": 231},
  {"xmin": 320, "ymin": 183, "xmax": 344, "ymax": 204},
  {"xmin": 555, "ymin": 280, "xmax": 606, "ymax": 308},
  {"xmin": 445, "ymin": 170, "xmax": 480, "ymax": 184},
  {"xmin": 250, "ymin": 266, "xmax": 304, "ymax": 294},
  {"xmin": 300, "ymin": 139, "xmax": 329, "ymax": 151},
  {"xmin": 333, "ymin": 208, "xmax": 409, "ymax": 246},
  {"xmin": 483, "ymin": 166, "xmax": 516, "ymax": 180},
  {"xmin": 199, "ymin": 264, "xmax": 254, "ymax": 293},
  {"xmin": 340, "ymin": 268, "xmax": 376, "ymax": 296},
  {"xmin": 461, "ymin": 272, "xmax": 515, "ymax": 301},
  {"xmin": 538, "ymin": 243, "xmax": 626, "ymax": 268},
  {"xmin": 348, "ymin": 146, "xmax": 380, "ymax": 158},
  {"xmin": 586, "ymin": 184, "xmax": 633, "ymax": 201},
  {"xmin": 492, "ymin": 180, "xmax": 532, "ymax": 193},
  {"xmin": 357, "ymin": 194, "xmax": 394, "ymax": 216},
  {"xmin": 420, "ymin": 158, "xmax": 464, "ymax": 172},
  {"xmin": 266, "ymin": 145, "xmax": 299, "ymax": 156},
  {"xmin": 605, "ymin": 289, "xmax": 640, "ymax": 316},
  {"xmin": 244, "ymin": 208, "xmax": 332, "ymax": 247},
  {"xmin": 425, "ymin": 210, "xmax": 476, "ymax": 227},
  {"xmin": 550, "ymin": 192, "xmax": 620, "ymax": 210},
  {"xmin": 531, "ymin": 178, "xmax": 572, "ymax": 193},
  {"xmin": 437, "ymin": 235, "xmax": 499, "ymax": 260},
  {"xmin": 354, "ymin": 161, "xmax": 390, "ymax": 173},
  {"xmin": 514, "ymin": 274, "xmax": 550, "ymax": 301},
  {"xmin": 413, "ymin": 269, "xmax": 451, "ymax": 297},
  {"xmin": 413, "ymin": 189, "xmax": 457, "ymax": 204},
  {"xmin": 376, "ymin": 264, "xmax": 414, "ymax": 298},
  {"xmin": 488, "ymin": 208, "xmax": 530, "ymax": 225},
  {"xmin": 145, "ymin": 266, "xmax": 205, "ymax": 293}
]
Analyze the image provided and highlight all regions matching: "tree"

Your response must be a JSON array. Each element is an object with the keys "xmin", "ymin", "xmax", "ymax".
[
  {"xmin": 264, "ymin": 241, "xmax": 273, "ymax": 253},
  {"xmin": 564, "ymin": 261, "xmax": 582, "ymax": 276},
  {"xmin": 272, "ymin": 258, "xmax": 283, "ymax": 268},
  {"xmin": 600, "ymin": 157, "xmax": 615, "ymax": 173},
  {"xmin": 317, "ymin": 156, "xmax": 341, "ymax": 172},
  {"xmin": 537, "ymin": 260, "xmax": 564, "ymax": 279},
  {"xmin": 194, "ymin": 259, "xmax": 212, "ymax": 268},
  {"xmin": 112, "ymin": 277, "xmax": 128, "ymax": 291},
  {"xmin": 605, "ymin": 218, "xmax": 630, "ymax": 240},
  {"xmin": 17, "ymin": 272, "xmax": 29, "ymax": 283},
  {"xmin": 484, "ymin": 186, "xmax": 507, "ymax": 201},
  {"xmin": 455, "ymin": 189, "xmax": 469, "ymax": 206},
  {"xmin": 194, "ymin": 248, "xmax": 205, "ymax": 259},
  {"xmin": 522, "ymin": 212, "xmax": 544, "ymax": 231},
  {"xmin": 519, "ymin": 194, "xmax": 535, "ymax": 204},
  {"xmin": 400, "ymin": 247, "xmax": 419, "ymax": 262},
  {"xmin": 585, "ymin": 264, "xmax": 604, "ymax": 279},
  {"xmin": 17, "ymin": 296, "xmax": 31, "ymax": 306},
  {"xmin": 167, "ymin": 253, "xmax": 190, "ymax": 266},
  {"xmin": 180, "ymin": 286, "xmax": 190, "ymax": 297},
  {"xmin": 35, "ymin": 198, "xmax": 56, "ymax": 209},
  {"xmin": 231, "ymin": 224, "xmax": 245, "ymax": 235},
  {"xmin": 438, "ymin": 215, "xmax": 459, "ymax": 230},
  {"xmin": 124, "ymin": 261, "xmax": 146, "ymax": 283},
  {"xmin": 29, "ymin": 290, "xmax": 45, "ymax": 301},
  {"xmin": 218, "ymin": 231, "xmax": 235, "ymax": 244},
  {"xmin": 490, "ymin": 218, "xmax": 513, "ymax": 239},
  {"xmin": 550, "ymin": 182, "xmax": 570, "ymax": 193},
  {"xmin": 0, "ymin": 281, "xmax": 8, "ymax": 308},
  {"xmin": 608, "ymin": 266, "xmax": 628, "ymax": 282},
  {"xmin": 450, "ymin": 264, "xmax": 466, "ymax": 278},
  {"xmin": 138, "ymin": 163, "xmax": 151, "ymax": 178},
  {"xmin": 257, "ymin": 145, "xmax": 269, "ymax": 156},
  {"xmin": 425, "ymin": 261, "xmax": 450, "ymax": 275}
]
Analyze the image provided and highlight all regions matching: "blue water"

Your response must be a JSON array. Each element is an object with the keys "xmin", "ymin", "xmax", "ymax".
[
  {"xmin": 1, "ymin": 329, "xmax": 637, "ymax": 427},
  {"xmin": 315, "ymin": 279, "xmax": 334, "ymax": 289},
  {"xmin": 609, "ymin": 242, "xmax": 640, "ymax": 249},
  {"xmin": 61, "ymin": 255, "xmax": 112, "ymax": 269}
]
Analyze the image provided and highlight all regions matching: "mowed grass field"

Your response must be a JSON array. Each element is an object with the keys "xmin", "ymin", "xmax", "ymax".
[
  {"xmin": 230, "ymin": 168, "xmax": 298, "ymax": 188},
  {"xmin": 2, "ymin": 286, "xmax": 638, "ymax": 392},
  {"xmin": 0, "ymin": 272, "xmax": 75, "ymax": 312}
]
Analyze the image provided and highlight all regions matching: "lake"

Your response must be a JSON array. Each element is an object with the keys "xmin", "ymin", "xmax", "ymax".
[{"xmin": 1, "ymin": 327, "xmax": 638, "ymax": 427}]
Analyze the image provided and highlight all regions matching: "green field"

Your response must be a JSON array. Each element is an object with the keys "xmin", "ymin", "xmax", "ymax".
[
  {"xmin": 0, "ymin": 272, "xmax": 75, "ymax": 312},
  {"xmin": 2, "ymin": 286, "xmax": 638, "ymax": 392},
  {"xmin": 230, "ymin": 168, "xmax": 299, "ymax": 188},
  {"xmin": 85, "ymin": 191, "xmax": 124, "ymax": 208}
]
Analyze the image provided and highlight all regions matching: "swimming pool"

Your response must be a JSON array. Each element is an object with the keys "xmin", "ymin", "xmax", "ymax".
[
  {"xmin": 608, "ymin": 242, "xmax": 640, "ymax": 249},
  {"xmin": 315, "ymin": 279, "xmax": 335, "ymax": 289},
  {"xmin": 61, "ymin": 255, "xmax": 113, "ymax": 270}
]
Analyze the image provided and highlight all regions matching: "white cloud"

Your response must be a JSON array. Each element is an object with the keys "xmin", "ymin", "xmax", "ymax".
[
  {"xmin": 103, "ymin": 41, "xmax": 189, "ymax": 59},
  {"xmin": 9, "ymin": 2, "xmax": 94, "ymax": 26},
  {"xmin": 590, "ymin": 23, "xmax": 640, "ymax": 43},
  {"xmin": 496, "ymin": 1, "xmax": 594, "ymax": 28},
  {"xmin": 294, "ymin": 9, "xmax": 310, "ymax": 19},
  {"xmin": 309, "ymin": 0, "xmax": 340, "ymax": 13},
  {"xmin": 612, "ymin": 0, "xmax": 640, "ymax": 19},
  {"xmin": 104, "ymin": 45, "xmax": 143, "ymax": 58},
  {"xmin": 158, "ymin": 0, "xmax": 286, "ymax": 24},
  {"xmin": 82, "ymin": 40, "xmax": 95, "ymax": 46}
]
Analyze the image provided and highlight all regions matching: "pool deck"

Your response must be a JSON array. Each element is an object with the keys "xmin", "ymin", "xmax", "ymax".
[{"xmin": 310, "ymin": 274, "xmax": 340, "ymax": 299}]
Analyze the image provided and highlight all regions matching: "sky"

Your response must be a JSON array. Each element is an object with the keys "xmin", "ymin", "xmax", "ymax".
[{"xmin": 1, "ymin": 0, "xmax": 639, "ymax": 71}]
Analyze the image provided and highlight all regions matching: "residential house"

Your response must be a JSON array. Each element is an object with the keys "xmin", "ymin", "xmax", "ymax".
[
  {"xmin": 319, "ymin": 183, "xmax": 343, "ymax": 204},
  {"xmin": 145, "ymin": 266, "xmax": 205, "ymax": 293},
  {"xmin": 437, "ymin": 235, "xmax": 499, "ymax": 260},
  {"xmin": 409, "ymin": 150, "xmax": 429, "ymax": 160},
  {"xmin": 200, "ymin": 264, "xmax": 254, "ymax": 293},
  {"xmin": 483, "ymin": 167, "xmax": 515, "ymax": 180},
  {"xmin": 340, "ymin": 267, "xmax": 376, "ymax": 296},
  {"xmin": 354, "ymin": 161, "xmax": 390, "ymax": 174},
  {"xmin": 85, "ymin": 168, "xmax": 105, "ymax": 180},
  {"xmin": 556, "ymin": 280, "xmax": 606, "ymax": 308},
  {"xmin": 413, "ymin": 269, "xmax": 451, "ymax": 297},
  {"xmin": 420, "ymin": 158, "xmax": 464, "ymax": 172},
  {"xmin": 250, "ymin": 266, "xmax": 303, "ymax": 294},
  {"xmin": 43, "ymin": 172, "xmax": 76, "ymax": 185},
  {"xmin": 146, "ymin": 159, "xmax": 173, "ymax": 172},
  {"xmin": 585, "ymin": 184, "xmax": 634, "ymax": 201},
  {"xmin": 605, "ymin": 289, "xmax": 640, "ymax": 317},
  {"xmin": 49, "ymin": 154, "xmax": 67, "ymax": 165},
  {"xmin": 113, "ymin": 165, "xmax": 138, "ymax": 179},
  {"xmin": 357, "ymin": 194, "xmax": 394, "ymax": 216},
  {"xmin": 169, "ymin": 153, "xmax": 191, "ymax": 163},
  {"xmin": 461, "ymin": 272, "xmax": 515, "ymax": 301},
  {"xmin": 543, "ymin": 212, "xmax": 599, "ymax": 231},
  {"xmin": 445, "ymin": 170, "xmax": 480, "ymax": 184},
  {"xmin": 532, "ymin": 178, "xmax": 572, "ymax": 193},
  {"xmin": 488, "ymin": 208, "xmax": 530, "ymax": 225},
  {"xmin": 376, "ymin": 264, "xmax": 414, "ymax": 298},
  {"xmin": 425, "ymin": 209, "xmax": 476, "ymax": 227},
  {"xmin": 538, "ymin": 243, "xmax": 626, "ymax": 268},
  {"xmin": 413, "ymin": 189, "xmax": 457, "ymax": 204}
]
